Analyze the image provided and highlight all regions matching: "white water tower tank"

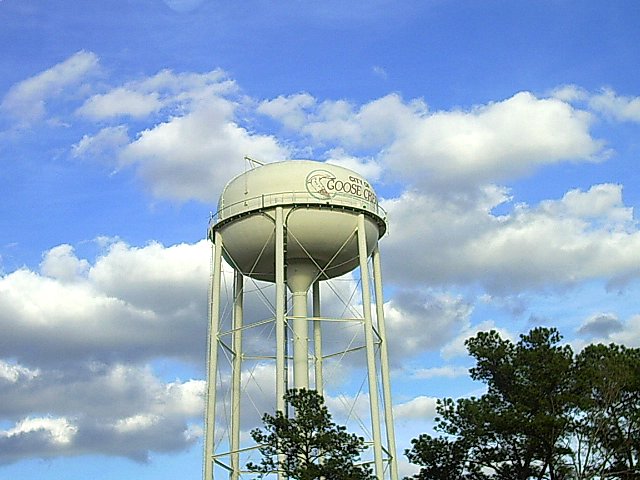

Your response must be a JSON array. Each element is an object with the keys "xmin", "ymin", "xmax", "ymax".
[{"xmin": 210, "ymin": 160, "xmax": 387, "ymax": 289}]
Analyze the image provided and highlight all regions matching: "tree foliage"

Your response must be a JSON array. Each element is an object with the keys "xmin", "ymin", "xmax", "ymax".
[
  {"xmin": 571, "ymin": 343, "xmax": 640, "ymax": 478},
  {"xmin": 247, "ymin": 388, "xmax": 374, "ymax": 480},
  {"xmin": 404, "ymin": 327, "xmax": 640, "ymax": 480}
]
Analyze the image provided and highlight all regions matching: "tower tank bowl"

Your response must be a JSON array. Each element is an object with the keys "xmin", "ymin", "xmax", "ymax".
[{"xmin": 208, "ymin": 160, "xmax": 387, "ymax": 283}]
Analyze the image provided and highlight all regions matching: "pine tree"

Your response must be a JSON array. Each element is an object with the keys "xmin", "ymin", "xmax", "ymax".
[{"xmin": 247, "ymin": 389, "xmax": 375, "ymax": 480}]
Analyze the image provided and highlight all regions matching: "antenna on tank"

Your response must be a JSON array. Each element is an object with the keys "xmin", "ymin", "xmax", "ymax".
[{"xmin": 244, "ymin": 155, "xmax": 264, "ymax": 168}]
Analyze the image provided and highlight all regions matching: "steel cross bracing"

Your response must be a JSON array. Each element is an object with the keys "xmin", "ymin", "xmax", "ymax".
[{"xmin": 203, "ymin": 212, "xmax": 398, "ymax": 480}]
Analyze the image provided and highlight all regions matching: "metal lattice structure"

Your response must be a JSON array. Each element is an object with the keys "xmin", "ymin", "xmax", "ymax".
[{"xmin": 203, "ymin": 160, "xmax": 398, "ymax": 480}]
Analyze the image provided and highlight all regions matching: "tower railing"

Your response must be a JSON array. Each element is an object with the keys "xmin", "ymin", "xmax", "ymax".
[{"xmin": 209, "ymin": 190, "xmax": 387, "ymax": 226}]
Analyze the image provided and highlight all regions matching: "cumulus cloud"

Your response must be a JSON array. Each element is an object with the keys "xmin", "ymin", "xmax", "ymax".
[
  {"xmin": 71, "ymin": 125, "xmax": 130, "ymax": 161},
  {"xmin": 68, "ymin": 66, "xmax": 291, "ymax": 201},
  {"xmin": 383, "ymin": 92, "xmax": 604, "ymax": 188},
  {"xmin": 259, "ymin": 91, "xmax": 604, "ymax": 189},
  {"xmin": 295, "ymin": 279, "xmax": 472, "ymax": 369},
  {"xmin": 588, "ymin": 88, "xmax": 640, "ymax": 122},
  {"xmin": 609, "ymin": 314, "xmax": 640, "ymax": 347},
  {"xmin": 0, "ymin": 362, "xmax": 204, "ymax": 464},
  {"xmin": 0, "ymin": 237, "xmax": 289, "ymax": 462},
  {"xmin": 1, "ymin": 51, "xmax": 99, "ymax": 123},
  {"xmin": 76, "ymin": 68, "xmax": 233, "ymax": 120},
  {"xmin": 0, "ymin": 57, "xmax": 617, "ymax": 207},
  {"xmin": 382, "ymin": 183, "xmax": 640, "ymax": 294},
  {"xmin": 393, "ymin": 395, "xmax": 437, "ymax": 421},
  {"xmin": 577, "ymin": 313, "xmax": 623, "ymax": 338},
  {"xmin": 411, "ymin": 365, "xmax": 469, "ymax": 379},
  {"xmin": 259, "ymin": 92, "xmax": 424, "ymax": 149},
  {"xmin": 552, "ymin": 85, "xmax": 640, "ymax": 123},
  {"xmin": 326, "ymin": 148, "xmax": 382, "ymax": 181},
  {"xmin": 441, "ymin": 320, "xmax": 515, "ymax": 359},
  {"xmin": 384, "ymin": 291, "xmax": 473, "ymax": 362},
  {"xmin": 40, "ymin": 244, "xmax": 90, "ymax": 281},
  {"xmin": 119, "ymin": 98, "xmax": 289, "ymax": 200},
  {"xmin": 550, "ymin": 84, "xmax": 590, "ymax": 103},
  {"xmin": 572, "ymin": 312, "xmax": 640, "ymax": 349},
  {"xmin": 2, "ymin": 417, "xmax": 78, "ymax": 445},
  {"xmin": 0, "ymin": 240, "xmax": 210, "ymax": 365},
  {"xmin": 0, "ymin": 361, "xmax": 39, "ymax": 383},
  {"xmin": 0, "ymin": 417, "xmax": 79, "ymax": 465},
  {"xmin": 77, "ymin": 89, "xmax": 163, "ymax": 119},
  {"xmin": 257, "ymin": 92, "xmax": 317, "ymax": 130},
  {"xmin": 323, "ymin": 391, "xmax": 379, "ymax": 440}
]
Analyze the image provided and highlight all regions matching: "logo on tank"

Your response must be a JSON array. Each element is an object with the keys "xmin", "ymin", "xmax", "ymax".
[
  {"xmin": 306, "ymin": 170, "xmax": 337, "ymax": 200},
  {"xmin": 306, "ymin": 169, "xmax": 379, "ymax": 205}
]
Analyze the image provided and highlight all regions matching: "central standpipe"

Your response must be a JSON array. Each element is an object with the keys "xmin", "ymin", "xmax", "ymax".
[
  {"xmin": 287, "ymin": 262, "xmax": 318, "ymax": 389},
  {"xmin": 312, "ymin": 281, "xmax": 323, "ymax": 393}
]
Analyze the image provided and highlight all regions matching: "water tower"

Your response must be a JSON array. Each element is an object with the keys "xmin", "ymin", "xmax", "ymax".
[{"xmin": 203, "ymin": 160, "xmax": 398, "ymax": 480}]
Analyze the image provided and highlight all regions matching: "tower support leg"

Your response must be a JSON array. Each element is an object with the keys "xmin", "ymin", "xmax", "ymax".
[
  {"xmin": 275, "ymin": 206, "xmax": 286, "ymax": 480},
  {"xmin": 204, "ymin": 233, "xmax": 223, "ymax": 480},
  {"xmin": 230, "ymin": 272, "xmax": 244, "ymax": 480},
  {"xmin": 357, "ymin": 214, "xmax": 385, "ymax": 479},
  {"xmin": 373, "ymin": 247, "xmax": 398, "ymax": 480}
]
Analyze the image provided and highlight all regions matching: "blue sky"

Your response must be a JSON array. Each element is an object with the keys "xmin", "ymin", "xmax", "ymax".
[{"xmin": 1, "ymin": 1, "xmax": 640, "ymax": 478}]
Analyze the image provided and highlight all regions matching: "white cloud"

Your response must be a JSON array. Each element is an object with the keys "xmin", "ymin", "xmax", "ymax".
[
  {"xmin": 577, "ymin": 312, "xmax": 623, "ymax": 338},
  {"xmin": 77, "ymin": 88, "xmax": 163, "ymax": 119},
  {"xmin": 69, "ymin": 67, "xmax": 292, "ymax": 201},
  {"xmin": 323, "ymin": 392, "xmax": 375, "ymax": 437},
  {"xmin": 257, "ymin": 92, "xmax": 317, "ymax": 130},
  {"xmin": 88, "ymin": 240, "xmax": 209, "ymax": 313},
  {"xmin": 120, "ymin": 97, "xmax": 289, "ymax": 201},
  {"xmin": 0, "ymin": 240, "xmax": 211, "ymax": 364},
  {"xmin": 550, "ymin": 84, "xmax": 589, "ymax": 103},
  {"xmin": 71, "ymin": 125, "xmax": 130, "ymax": 161},
  {"xmin": 1, "ymin": 417, "xmax": 78, "ymax": 445},
  {"xmin": 412, "ymin": 365, "xmax": 469, "ymax": 379},
  {"xmin": 136, "ymin": 69, "xmax": 235, "ymax": 99},
  {"xmin": 4, "ymin": 57, "xmax": 639, "ymax": 469},
  {"xmin": 326, "ymin": 149, "xmax": 382, "ymax": 181},
  {"xmin": 384, "ymin": 292, "xmax": 473, "ymax": 361},
  {"xmin": 393, "ymin": 396, "xmax": 437, "ymax": 421},
  {"xmin": 259, "ymin": 92, "xmax": 424, "ymax": 149},
  {"xmin": 259, "ymin": 90, "xmax": 603, "ymax": 188},
  {"xmin": 382, "ymin": 183, "xmax": 640, "ymax": 293},
  {"xmin": 441, "ymin": 320, "xmax": 514, "ymax": 359},
  {"xmin": 211, "ymin": 362, "xmax": 278, "ymax": 438},
  {"xmin": 610, "ymin": 314, "xmax": 640, "ymax": 347},
  {"xmin": 383, "ymin": 91, "xmax": 604, "ymax": 187},
  {"xmin": 552, "ymin": 85, "xmax": 640, "ymax": 123},
  {"xmin": 0, "ymin": 361, "xmax": 39, "ymax": 383},
  {"xmin": 0, "ymin": 361, "xmax": 204, "ymax": 421},
  {"xmin": 76, "ymin": 68, "xmax": 233, "ymax": 121},
  {"xmin": 40, "ymin": 244, "xmax": 90, "ymax": 282},
  {"xmin": 1, "ymin": 51, "xmax": 99, "ymax": 123},
  {"xmin": 113, "ymin": 414, "xmax": 161, "ymax": 434},
  {"xmin": 295, "ymin": 280, "xmax": 472, "ymax": 367},
  {"xmin": 540, "ymin": 183, "xmax": 634, "ymax": 225},
  {"xmin": 0, "ymin": 362, "xmax": 204, "ymax": 464},
  {"xmin": 588, "ymin": 88, "xmax": 640, "ymax": 122}
]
